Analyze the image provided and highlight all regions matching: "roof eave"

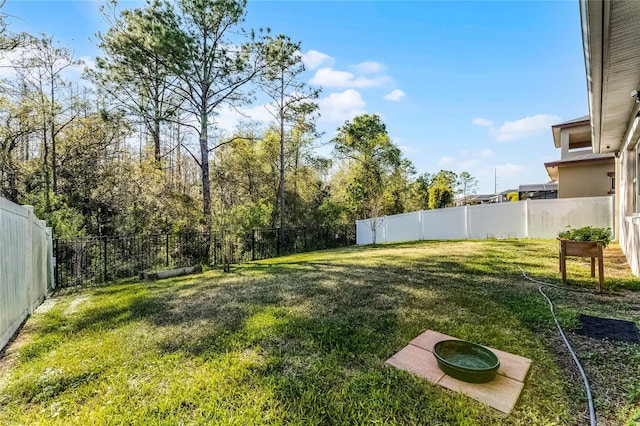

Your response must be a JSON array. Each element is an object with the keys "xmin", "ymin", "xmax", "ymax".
[
  {"xmin": 580, "ymin": 0, "xmax": 605, "ymax": 153},
  {"xmin": 543, "ymin": 155, "xmax": 614, "ymax": 169},
  {"xmin": 550, "ymin": 118, "xmax": 591, "ymax": 148},
  {"xmin": 544, "ymin": 164, "xmax": 558, "ymax": 181}
]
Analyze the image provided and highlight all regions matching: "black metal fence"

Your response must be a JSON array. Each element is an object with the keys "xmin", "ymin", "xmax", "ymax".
[{"xmin": 54, "ymin": 225, "xmax": 356, "ymax": 288}]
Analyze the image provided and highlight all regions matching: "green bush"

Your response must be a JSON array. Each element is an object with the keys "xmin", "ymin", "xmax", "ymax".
[{"xmin": 558, "ymin": 226, "xmax": 612, "ymax": 247}]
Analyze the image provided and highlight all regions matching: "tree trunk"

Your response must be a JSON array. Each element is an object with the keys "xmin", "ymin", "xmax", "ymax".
[
  {"xmin": 50, "ymin": 75, "xmax": 57, "ymax": 193},
  {"xmin": 154, "ymin": 115, "xmax": 161, "ymax": 163},
  {"xmin": 43, "ymin": 122, "xmax": 50, "ymax": 212},
  {"xmin": 279, "ymin": 122, "xmax": 285, "ymax": 228},
  {"xmin": 279, "ymin": 71, "xmax": 285, "ymax": 231},
  {"xmin": 199, "ymin": 110, "xmax": 211, "ymax": 230},
  {"xmin": 176, "ymin": 122, "xmax": 182, "ymax": 191}
]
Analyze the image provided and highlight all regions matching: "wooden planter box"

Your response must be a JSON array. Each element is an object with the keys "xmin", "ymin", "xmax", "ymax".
[{"xmin": 558, "ymin": 239, "xmax": 605, "ymax": 291}]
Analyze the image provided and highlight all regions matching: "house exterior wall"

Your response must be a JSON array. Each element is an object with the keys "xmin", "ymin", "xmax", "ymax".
[
  {"xmin": 560, "ymin": 124, "xmax": 592, "ymax": 159},
  {"xmin": 618, "ymin": 144, "xmax": 640, "ymax": 275},
  {"xmin": 557, "ymin": 162, "xmax": 615, "ymax": 198}
]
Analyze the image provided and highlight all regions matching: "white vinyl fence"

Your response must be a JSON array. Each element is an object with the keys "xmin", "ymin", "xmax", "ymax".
[
  {"xmin": 1, "ymin": 197, "xmax": 53, "ymax": 352},
  {"xmin": 356, "ymin": 196, "xmax": 614, "ymax": 245}
]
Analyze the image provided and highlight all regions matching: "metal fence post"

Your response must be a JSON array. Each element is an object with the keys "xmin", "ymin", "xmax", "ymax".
[
  {"xmin": 54, "ymin": 239, "xmax": 59, "ymax": 288},
  {"xmin": 103, "ymin": 238, "xmax": 108, "ymax": 282},
  {"xmin": 276, "ymin": 228, "xmax": 281, "ymax": 255}
]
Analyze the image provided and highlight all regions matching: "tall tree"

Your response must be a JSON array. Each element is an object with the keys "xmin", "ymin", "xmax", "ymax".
[
  {"xmin": 407, "ymin": 172, "xmax": 432, "ymax": 211},
  {"xmin": 428, "ymin": 184, "xmax": 453, "ymax": 209},
  {"xmin": 12, "ymin": 35, "xmax": 82, "ymax": 207},
  {"xmin": 0, "ymin": 93, "xmax": 37, "ymax": 202},
  {"xmin": 432, "ymin": 170, "xmax": 458, "ymax": 189},
  {"xmin": 93, "ymin": 0, "xmax": 184, "ymax": 164},
  {"xmin": 260, "ymin": 34, "xmax": 319, "ymax": 230},
  {"xmin": 156, "ymin": 0, "xmax": 267, "ymax": 229},
  {"xmin": 0, "ymin": 0, "xmax": 25, "ymax": 53},
  {"xmin": 457, "ymin": 171, "xmax": 478, "ymax": 204},
  {"xmin": 332, "ymin": 114, "xmax": 402, "ymax": 220}
]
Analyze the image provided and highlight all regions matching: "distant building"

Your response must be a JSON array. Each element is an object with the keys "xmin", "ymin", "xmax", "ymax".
[
  {"xmin": 518, "ymin": 183, "xmax": 558, "ymax": 200},
  {"xmin": 453, "ymin": 189, "xmax": 519, "ymax": 206},
  {"xmin": 494, "ymin": 189, "xmax": 519, "ymax": 203},
  {"xmin": 543, "ymin": 116, "xmax": 615, "ymax": 198}
]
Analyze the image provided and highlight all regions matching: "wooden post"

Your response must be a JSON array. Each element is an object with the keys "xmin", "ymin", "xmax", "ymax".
[
  {"xmin": 559, "ymin": 239, "xmax": 567, "ymax": 284},
  {"xmin": 597, "ymin": 241, "xmax": 604, "ymax": 291}
]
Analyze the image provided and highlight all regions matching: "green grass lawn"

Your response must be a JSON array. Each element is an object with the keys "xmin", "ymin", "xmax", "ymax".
[{"xmin": 1, "ymin": 240, "xmax": 640, "ymax": 425}]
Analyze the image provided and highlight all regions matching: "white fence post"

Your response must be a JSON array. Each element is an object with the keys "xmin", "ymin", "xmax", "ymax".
[
  {"xmin": 610, "ymin": 194, "xmax": 615, "ymax": 239},
  {"xmin": 525, "ymin": 199, "xmax": 530, "ymax": 238},
  {"xmin": 47, "ymin": 227, "xmax": 55, "ymax": 290},
  {"xmin": 464, "ymin": 205, "xmax": 469, "ymax": 239}
]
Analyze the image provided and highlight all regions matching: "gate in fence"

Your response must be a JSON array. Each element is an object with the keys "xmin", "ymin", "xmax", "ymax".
[{"xmin": 54, "ymin": 225, "xmax": 356, "ymax": 288}]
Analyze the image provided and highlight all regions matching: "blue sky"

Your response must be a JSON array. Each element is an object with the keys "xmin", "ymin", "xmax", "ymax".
[{"xmin": 3, "ymin": 0, "xmax": 588, "ymax": 194}]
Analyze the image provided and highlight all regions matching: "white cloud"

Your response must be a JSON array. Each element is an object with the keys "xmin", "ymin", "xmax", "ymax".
[
  {"xmin": 473, "ymin": 117, "xmax": 494, "ymax": 127},
  {"xmin": 317, "ymin": 89, "xmax": 366, "ymax": 123},
  {"xmin": 0, "ymin": 49, "xmax": 20, "ymax": 69},
  {"xmin": 399, "ymin": 145, "xmax": 420, "ymax": 154},
  {"xmin": 310, "ymin": 68, "xmax": 354, "ymax": 87},
  {"xmin": 310, "ymin": 67, "xmax": 391, "ymax": 88},
  {"xmin": 438, "ymin": 156, "xmax": 454, "ymax": 166},
  {"xmin": 213, "ymin": 103, "xmax": 275, "ymax": 132},
  {"xmin": 384, "ymin": 89, "xmax": 406, "ymax": 102},
  {"xmin": 351, "ymin": 61, "xmax": 384, "ymax": 74},
  {"xmin": 0, "ymin": 49, "xmax": 95, "ymax": 88},
  {"xmin": 61, "ymin": 56, "xmax": 94, "ymax": 84},
  {"xmin": 495, "ymin": 114, "xmax": 560, "ymax": 142},
  {"xmin": 80, "ymin": 55, "xmax": 96, "ymax": 70},
  {"xmin": 301, "ymin": 50, "xmax": 334, "ymax": 70},
  {"xmin": 480, "ymin": 148, "xmax": 493, "ymax": 158}
]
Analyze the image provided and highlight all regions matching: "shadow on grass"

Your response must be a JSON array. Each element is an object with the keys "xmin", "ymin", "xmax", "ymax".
[{"xmin": 9, "ymin": 240, "xmax": 639, "ymax": 424}]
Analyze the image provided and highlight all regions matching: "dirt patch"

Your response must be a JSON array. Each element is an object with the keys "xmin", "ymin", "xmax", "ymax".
[
  {"xmin": 603, "ymin": 244, "xmax": 634, "ymax": 277},
  {"xmin": 35, "ymin": 298, "xmax": 58, "ymax": 314},
  {"xmin": 0, "ymin": 321, "xmax": 35, "ymax": 378},
  {"xmin": 66, "ymin": 295, "xmax": 90, "ymax": 314},
  {"xmin": 1, "ymin": 298, "xmax": 58, "ymax": 378}
]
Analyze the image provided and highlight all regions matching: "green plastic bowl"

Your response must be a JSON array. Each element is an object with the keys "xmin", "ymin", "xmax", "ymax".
[{"xmin": 433, "ymin": 339, "xmax": 500, "ymax": 383}]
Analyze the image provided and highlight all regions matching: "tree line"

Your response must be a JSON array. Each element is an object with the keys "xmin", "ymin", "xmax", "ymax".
[{"xmin": 0, "ymin": 0, "xmax": 478, "ymax": 240}]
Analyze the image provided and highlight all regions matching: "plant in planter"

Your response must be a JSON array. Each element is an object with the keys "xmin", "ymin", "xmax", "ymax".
[
  {"xmin": 557, "ymin": 226, "xmax": 612, "ymax": 247},
  {"xmin": 557, "ymin": 226, "xmax": 612, "ymax": 291}
]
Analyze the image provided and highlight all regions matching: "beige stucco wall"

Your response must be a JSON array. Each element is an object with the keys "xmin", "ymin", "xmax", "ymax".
[{"xmin": 557, "ymin": 162, "xmax": 615, "ymax": 198}]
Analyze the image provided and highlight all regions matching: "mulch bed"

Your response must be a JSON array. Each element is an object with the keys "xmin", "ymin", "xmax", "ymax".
[{"xmin": 577, "ymin": 314, "xmax": 640, "ymax": 344}]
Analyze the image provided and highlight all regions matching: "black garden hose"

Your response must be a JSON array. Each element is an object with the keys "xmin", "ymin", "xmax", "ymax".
[{"xmin": 518, "ymin": 266, "xmax": 596, "ymax": 426}]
